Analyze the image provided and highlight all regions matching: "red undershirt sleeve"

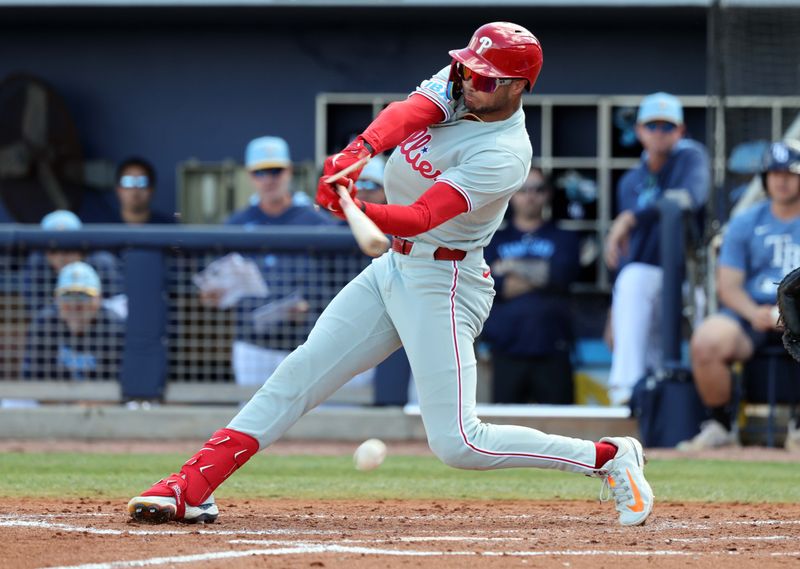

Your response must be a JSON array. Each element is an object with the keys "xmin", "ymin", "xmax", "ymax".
[
  {"xmin": 361, "ymin": 181, "xmax": 469, "ymax": 237},
  {"xmin": 360, "ymin": 94, "xmax": 446, "ymax": 153}
]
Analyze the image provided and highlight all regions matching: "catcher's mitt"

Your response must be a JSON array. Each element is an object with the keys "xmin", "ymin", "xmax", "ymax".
[{"xmin": 777, "ymin": 266, "xmax": 800, "ymax": 361}]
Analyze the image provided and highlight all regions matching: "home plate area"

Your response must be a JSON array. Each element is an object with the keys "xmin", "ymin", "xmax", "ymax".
[{"xmin": 2, "ymin": 499, "xmax": 800, "ymax": 568}]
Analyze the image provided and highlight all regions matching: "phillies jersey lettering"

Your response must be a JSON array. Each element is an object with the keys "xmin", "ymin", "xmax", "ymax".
[
  {"xmin": 385, "ymin": 66, "xmax": 532, "ymax": 251},
  {"xmin": 399, "ymin": 130, "xmax": 443, "ymax": 179}
]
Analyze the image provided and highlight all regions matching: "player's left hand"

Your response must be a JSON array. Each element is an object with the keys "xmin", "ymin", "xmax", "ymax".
[{"xmin": 316, "ymin": 178, "xmax": 356, "ymax": 214}]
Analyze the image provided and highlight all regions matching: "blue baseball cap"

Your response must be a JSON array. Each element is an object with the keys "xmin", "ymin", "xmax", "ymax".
[
  {"xmin": 637, "ymin": 92, "xmax": 684, "ymax": 125},
  {"xmin": 245, "ymin": 136, "xmax": 291, "ymax": 171},
  {"xmin": 56, "ymin": 261, "xmax": 101, "ymax": 297},
  {"xmin": 356, "ymin": 155, "xmax": 386, "ymax": 190},
  {"xmin": 41, "ymin": 210, "xmax": 82, "ymax": 231}
]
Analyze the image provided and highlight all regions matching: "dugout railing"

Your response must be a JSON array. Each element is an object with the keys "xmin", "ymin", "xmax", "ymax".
[{"xmin": 0, "ymin": 225, "xmax": 371, "ymax": 405}]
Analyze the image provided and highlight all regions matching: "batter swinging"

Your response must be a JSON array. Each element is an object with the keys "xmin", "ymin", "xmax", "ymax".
[{"xmin": 128, "ymin": 21, "xmax": 654, "ymax": 527}]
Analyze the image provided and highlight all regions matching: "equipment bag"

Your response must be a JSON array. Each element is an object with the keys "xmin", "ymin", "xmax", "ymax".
[{"xmin": 629, "ymin": 367, "xmax": 707, "ymax": 448}]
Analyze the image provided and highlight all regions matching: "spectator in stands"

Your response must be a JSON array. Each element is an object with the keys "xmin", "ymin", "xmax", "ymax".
[
  {"xmin": 24, "ymin": 210, "xmax": 122, "ymax": 316},
  {"xmin": 482, "ymin": 167, "xmax": 581, "ymax": 404},
  {"xmin": 22, "ymin": 261, "xmax": 125, "ymax": 381},
  {"xmin": 679, "ymin": 140, "xmax": 800, "ymax": 450},
  {"xmin": 604, "ymin": 92, "xmax": 710, "ymax": 406},
  {"xmin": 113, "ymin": 157, "xmax": 175, "ymax": 224},
  {"xmin": 200, "ymin": 136, "xmax": 334, "ymax": 387}
]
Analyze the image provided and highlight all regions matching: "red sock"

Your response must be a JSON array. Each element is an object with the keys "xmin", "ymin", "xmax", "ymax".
[
  {"xmin": 594, "ymin": 442, "xmax": 618, "ymax": 469},
  {"xmin": 142, "ymin": 428, "xmax": 259, "ymax": 517}
]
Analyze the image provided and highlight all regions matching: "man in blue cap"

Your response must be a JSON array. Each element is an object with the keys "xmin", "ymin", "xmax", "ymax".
[
  {"xmin": 228, "ymin": 136, "xmax": 330, "ymax": 226},
  {"xmin": 604, "ymin": 92, "xmax": 710, "ymax": 406},
  {"xmin": 202, "ymin": 136, "xmax": 334, "ymax": 388}
]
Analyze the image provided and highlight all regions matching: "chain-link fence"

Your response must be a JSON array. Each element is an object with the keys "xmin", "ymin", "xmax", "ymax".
[{"xmin": 0, "ymin": 225, "xmax": 368, "ymax": 403}]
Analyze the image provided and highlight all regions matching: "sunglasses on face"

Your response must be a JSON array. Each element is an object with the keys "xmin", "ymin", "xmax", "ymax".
[
  {"xmin": 119, "ymin": 175, "xmax": 150, "ymax": 189},
  {"xmin": 355, "ymin": 180, "xmax": 383, "ymax": 192},
  {"xmin": 643, "ymin": 121, "xmax": 678, "ymax": 133},
  {"xmin": 252, "ymin": 168, "xmax": 286, "ymax": 178},
  {"xmin": 455, "ymin": 62, "xmax": 513, "ymax": 94},
  {"xmin": 58, "ymin": 291, "xmax": 95, "ymax": 303}
]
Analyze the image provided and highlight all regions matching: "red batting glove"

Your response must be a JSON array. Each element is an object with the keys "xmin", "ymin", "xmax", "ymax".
[
  {"xmin": 316, "ymin": 179, "xmax": 356, "ymax": 213},
  {"xmin": 316, "ymin": 136, "xmax": 373, "ymax": 212}
]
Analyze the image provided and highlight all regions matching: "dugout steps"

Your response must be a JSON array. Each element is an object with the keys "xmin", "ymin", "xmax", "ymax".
[{"xmin": 0, "ymin": 403, "xmax": 637, "ymax": 441}]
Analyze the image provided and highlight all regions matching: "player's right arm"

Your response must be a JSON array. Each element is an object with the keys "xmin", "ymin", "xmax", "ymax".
[{"xmin": 717, "ymin": 266, "xmax": 775, "ymax": 331}]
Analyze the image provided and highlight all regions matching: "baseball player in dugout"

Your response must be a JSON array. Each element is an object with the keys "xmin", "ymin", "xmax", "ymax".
[
  {"xmin": 680, "ymin": 140, "xmax": 800, "ymax": 451},
  {"xmin": 603, "ymin": 93, "xmax": 710, "ymax": 407},
  {"xmin": 128, "ymin": 22, "xmax": 654, "ymax": 527}
]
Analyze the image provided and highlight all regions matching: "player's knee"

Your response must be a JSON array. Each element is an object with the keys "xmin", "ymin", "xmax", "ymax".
[
  {"xmin": 691, "ymin": 325, "xmax": 729, "ymax": 366},
  {"xmin": 427, "ymin": 434, "xmax": 483, "ymax": 470}
]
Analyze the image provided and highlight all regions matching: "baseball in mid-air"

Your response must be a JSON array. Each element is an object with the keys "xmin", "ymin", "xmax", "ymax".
[{"xmin": 353, "ymin": 438, "xmax": 387, "ymax": 471}]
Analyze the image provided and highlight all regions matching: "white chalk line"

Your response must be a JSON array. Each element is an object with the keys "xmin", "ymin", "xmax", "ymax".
[
  {"xmin": 665, "ymin": 535, "xmax": 796, "ymax": 543},
  {"xmin": 0, "ymin": 513, "xmax": 113, "ymax": 519},
  {"xmin": 230, "ymin": 536, "xmax": 526, "ymax": 545},
  {"xmin": 6, "ymin": 513, "xmax": 800, "ymax": 541},
  {"xmin": 5, "ymin": 512, "xmax": 798, "ymax": 568},
  {"xmin": 44, "ymin": 545, "xmax": 800, "ymax": 569}
]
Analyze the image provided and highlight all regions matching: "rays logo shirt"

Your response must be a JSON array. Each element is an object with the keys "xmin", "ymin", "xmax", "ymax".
[{"xmin": 719, "ymin": 200, "xmax": 800, "ymax": 304}]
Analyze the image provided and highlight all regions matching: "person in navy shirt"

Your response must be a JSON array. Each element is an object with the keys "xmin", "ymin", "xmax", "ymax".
[
  {"xmin": 112, "ymin": 157, "xmax": 176, "ymax": 225},
  {"xmin": 80, "ymin": 157, "xmax": 175, "ymax": 224},
  {"xmin": 201, "ymin": 136, "xmax": 334, "ymax": 388},
  {"xmin": 603, "ymin": 93, "xmax": 710, "ymax": 405},
  {"xmin": 482, "ymin": 168, "xmax": 581, "ymax": 404},
  {"xmin": 23, "ymin": 261, "xmax": 124, "ymax": 381},
  {"xmin": 681, "ymin": 140, "xmax": 800, "ymax": 450}
]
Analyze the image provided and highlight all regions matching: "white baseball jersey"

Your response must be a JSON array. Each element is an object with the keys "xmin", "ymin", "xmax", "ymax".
[
  {"xmin": 229, "ymin": 65, "xmax": 598, "ymax": 479},
  {"xmin": 383, "ymin": 66, "xmax": 533, "ymax": 251}
]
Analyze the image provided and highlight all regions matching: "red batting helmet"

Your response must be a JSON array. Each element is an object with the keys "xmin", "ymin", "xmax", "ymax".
[{"xmin": 449, "ymin": 22, "xmax": 543, "ymax": 92}]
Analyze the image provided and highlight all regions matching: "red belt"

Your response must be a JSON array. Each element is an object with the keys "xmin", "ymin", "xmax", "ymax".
[{"xmin": 391, "ymin": 237, "xmax": 467, "ymax": 261}]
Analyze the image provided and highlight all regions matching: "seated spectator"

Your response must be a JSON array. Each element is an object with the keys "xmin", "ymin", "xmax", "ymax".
[
  {"xmin": 24, "ymin": 210, "xmax": 122, "ymax": 316},
  {"xmin": 482, "ymin": 168, "xmax": 581, "ymax": 404},
  {"xmin": 22, "ymin": 261, "xmax": 125, "ymax": 381},
  {"xmin": 604, "ymin": 92, "xmax": 710, "ymax": 406},
  {"xmin": 113, "ymin": 157, "xmax": 175, "ymax": 224},
  {"xmin": 680, "ymin": 140, "xmax": 800, "ymax": 450},
  {"xmin": 200, "ymin": 136, "xmax": 334, "ymax": 387}
]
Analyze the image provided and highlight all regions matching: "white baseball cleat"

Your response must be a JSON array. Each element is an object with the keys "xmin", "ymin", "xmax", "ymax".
[
  {"xmin": 127, "ymin": 494, "xmax": 218, "ymax": 524},
  {"xmin": 596, "ymin": 436, "xmax": 654, "ymax": 526}
]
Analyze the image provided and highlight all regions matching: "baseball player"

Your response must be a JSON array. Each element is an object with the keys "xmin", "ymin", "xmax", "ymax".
[
  {"xmin": 680, "ymin": 140, "xmax": 800, "ymax": 450},
  {"xmin": 128, "ymin": 21, "xmax": 653, "ymax": 527}
]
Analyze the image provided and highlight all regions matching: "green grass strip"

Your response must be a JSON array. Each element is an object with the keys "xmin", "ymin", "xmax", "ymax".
[{"xmin": 0, "ymin": 453, "xmax": 795, "ymax": 503}]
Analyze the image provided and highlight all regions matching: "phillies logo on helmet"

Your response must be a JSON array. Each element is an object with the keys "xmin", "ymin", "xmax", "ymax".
[
  {"xmin": 476, "ymin": 37, "xmax": 492, "ymax": 54},
  {"xmin": 450, "ymin": 21, "xmax": 544, "ymax": 92}
]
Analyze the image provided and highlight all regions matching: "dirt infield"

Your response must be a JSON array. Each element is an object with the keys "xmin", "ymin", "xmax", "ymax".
[
  {"xmin": 3, "ymin": 440, "xmax": 800, "ymax": 568},
  {"xmin": 3, "ymin": 498, "xmax": 800, "ymax": 568}
]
